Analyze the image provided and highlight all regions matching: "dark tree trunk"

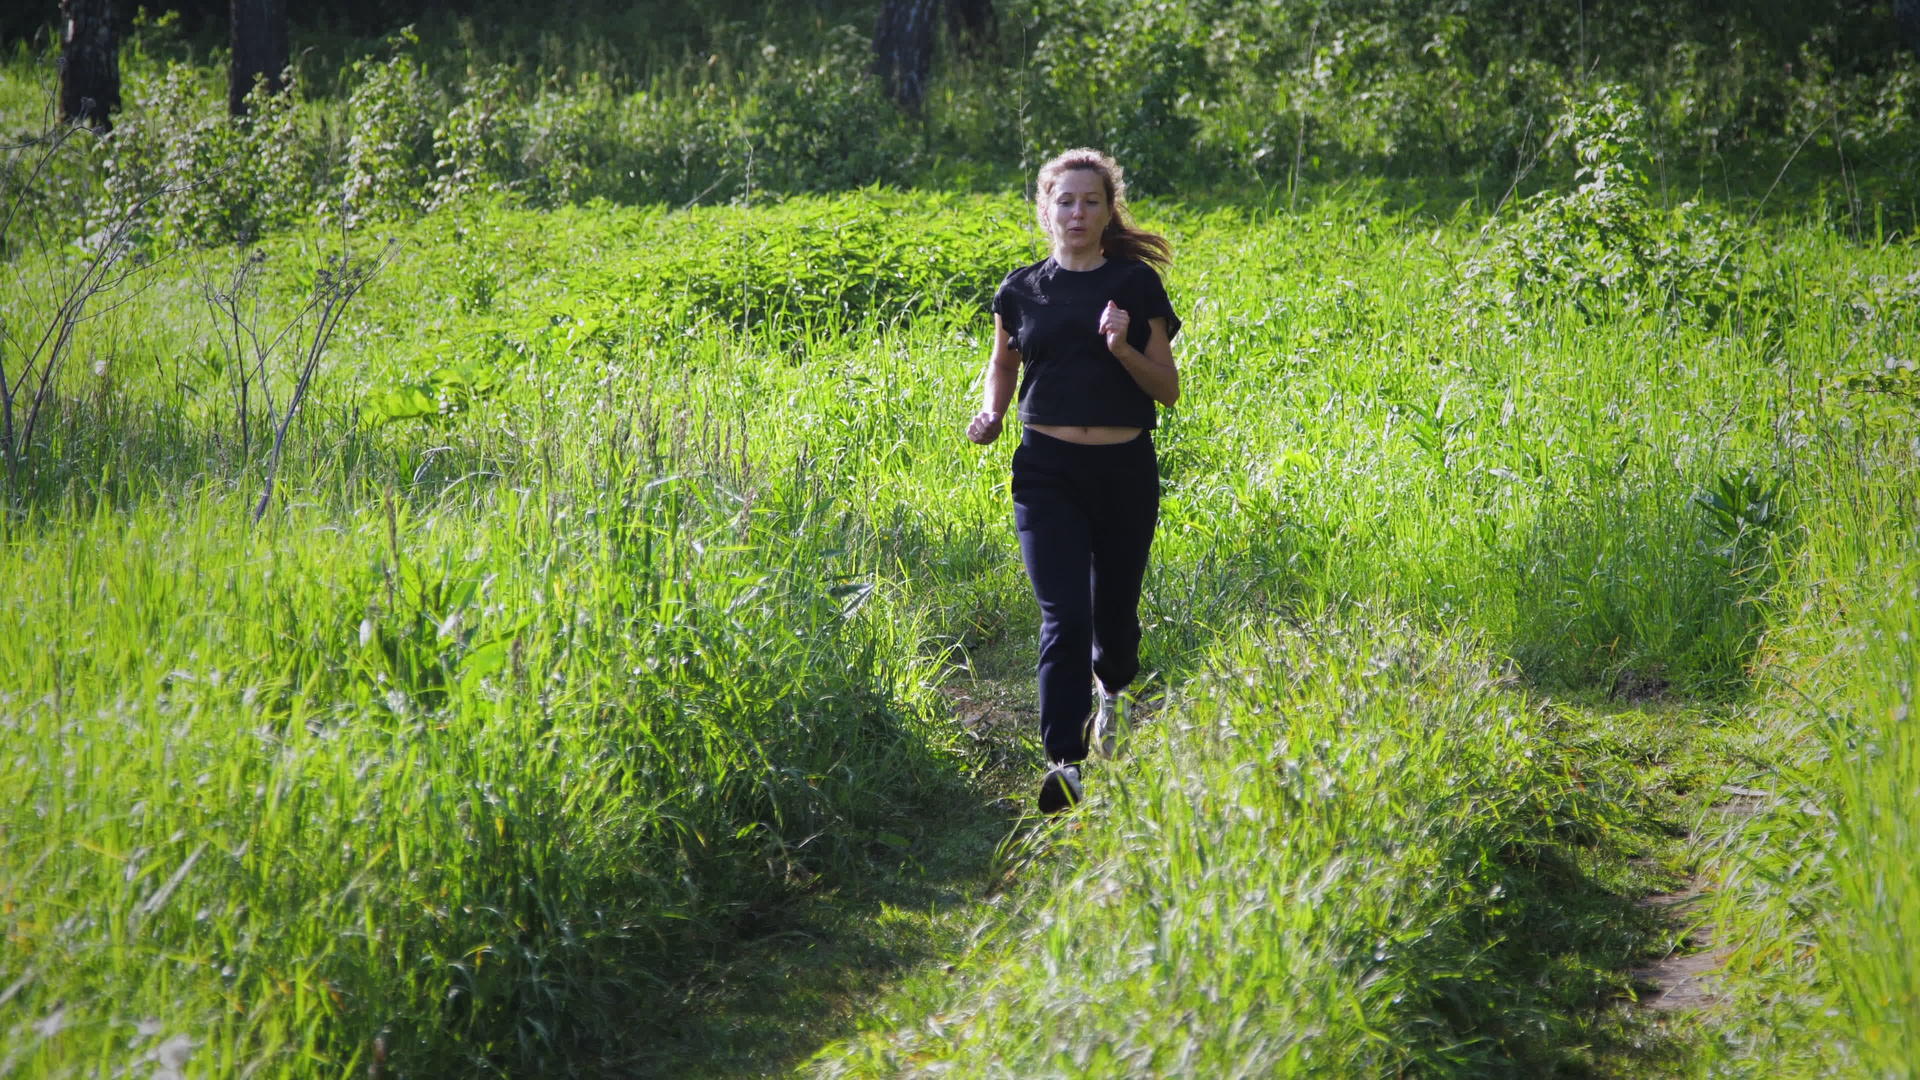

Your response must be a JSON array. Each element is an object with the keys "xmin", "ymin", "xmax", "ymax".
[
  {"xmin": 229, "ymin": 0, "xmax": 289, "ymax": 115},
  {"xmin": 873, "ymin": 0, "xmax": 939, "ymax": 110},
  {"xmin": 945, "ymin": 0, "xmax": 995, "ymax": 54},
  {"xmin": 58, "ymin": 0, "xmax": 119, "ymax": 131},
  {"xmin": 1896, "ymin": 0, "xmax": 1920, "ymax": 58}
]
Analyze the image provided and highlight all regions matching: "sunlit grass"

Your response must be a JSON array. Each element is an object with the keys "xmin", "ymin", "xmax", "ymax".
[
  {"xmin": 1, "ymin": 182, "xmax": 1915, "ymax": 1075},
  {"xmin": 818, "ymin": 613, "xmax": 1687, "ymax": 1076}
]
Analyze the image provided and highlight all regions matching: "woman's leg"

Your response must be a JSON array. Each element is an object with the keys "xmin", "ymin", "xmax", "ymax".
[
  {"xmin": 1012, "ymin": 435, "xmax": 1096, "ymax": 765},
  {"xmin": 1089, "ymin": 434, "xmax": 1159, "ymax": 696}
]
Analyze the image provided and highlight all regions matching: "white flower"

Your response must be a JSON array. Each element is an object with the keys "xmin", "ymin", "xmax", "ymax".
[{"xmin": 150, "ymin": 1033, "xmax": 195, "ymax": 1080}]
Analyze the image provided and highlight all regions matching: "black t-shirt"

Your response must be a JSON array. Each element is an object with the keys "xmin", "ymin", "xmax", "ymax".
[{"xmin": 991, "ymin": 256, "xmax": 1181, "ymax": 430}]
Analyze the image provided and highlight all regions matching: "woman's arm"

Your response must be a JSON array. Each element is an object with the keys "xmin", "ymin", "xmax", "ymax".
[
  {"xmin": 966, "ymin": 313, "xmax": 1022, "ymax": 444},
  {"xmin": 1098, "ymin": 304, "xmax": 1179, "ymax": 407}
]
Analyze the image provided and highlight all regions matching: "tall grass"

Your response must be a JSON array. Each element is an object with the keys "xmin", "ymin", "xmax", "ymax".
[
  {"xmin": 1709, "ymin": 298, "xmax": 1920, "ymax": 1075},
  {"xmin": 2, "ymin": 169, "xmax": 1916, "ymax": 1074},
  {"xmin": 819, "ymin": 614, "xmax": 1664, "ymax": 1076},
  {"xmin": 0, "ymin": 245, "xmax": 972, "ymax": 1071},
  {"xmin": 1814, "ymin": 478, "xmax": 1920, "ymax": 1077}
]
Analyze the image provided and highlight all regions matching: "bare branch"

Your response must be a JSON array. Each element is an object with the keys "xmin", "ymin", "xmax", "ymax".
[{"xmin": 251, "ymin": 238, "xmax": 397, "ymax": 523}]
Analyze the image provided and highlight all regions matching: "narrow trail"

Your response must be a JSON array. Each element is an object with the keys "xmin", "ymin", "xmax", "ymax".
[
  {"xmin": 1629, "ymin": 788, "xmax": 1769, "ymax": 1013},
  {"xmin": 619, "ymin": 677, "xmax": 1764, "ymax": 1078}
]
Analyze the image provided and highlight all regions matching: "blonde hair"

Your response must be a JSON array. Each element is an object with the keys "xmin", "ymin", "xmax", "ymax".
[{"xmin": 1034, "ymin": 148, "xmax": 1172, "ymax": 267}]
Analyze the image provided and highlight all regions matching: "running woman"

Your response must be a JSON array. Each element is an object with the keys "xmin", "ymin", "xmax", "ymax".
[{"xmin": 965, "ymin": 147, "xmax": 1180, "ymax": 813}]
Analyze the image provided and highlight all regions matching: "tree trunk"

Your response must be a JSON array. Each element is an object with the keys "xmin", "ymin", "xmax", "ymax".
[
  {"xmin": 873, "ymin": 0, "xmax": 939, "ymax": 110},
  {"xmin": 229, "ymin": 0, "xmax": 289, "ymax": 115},
  {"xmin": 58, "ymin": 0, "xmax": 119, "ymax": 132},
  {"xmin": 1895, "ymin": 0, "xmax": 1920, "ymax": 59},
  {"xmin": 945, "ymin": 0, "xmax": 995, "ymax": 54}
]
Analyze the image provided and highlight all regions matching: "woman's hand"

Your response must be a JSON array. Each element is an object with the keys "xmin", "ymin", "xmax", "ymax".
[
  {"xmin": 967, "ymin": 409, "xmax": 1005, "ymax": 445},
  {"xmin": 1106, "ymin": 313, "xmax": 1179, "ymax": 406},
  {"xmin": 1099, "ymin": 301, "xmax": 1133, "ymax": 358}
]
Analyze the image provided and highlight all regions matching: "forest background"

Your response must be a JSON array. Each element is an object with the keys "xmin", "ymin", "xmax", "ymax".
[{"xmin": 3, "ymin": 0, "xmax": 1918, "ymax": 1077}]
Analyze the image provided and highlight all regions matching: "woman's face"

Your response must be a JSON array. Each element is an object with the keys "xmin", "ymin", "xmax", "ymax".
[{"xmin": 1047, "ymin": 168, "xmax": 1111, "ymax": 256}]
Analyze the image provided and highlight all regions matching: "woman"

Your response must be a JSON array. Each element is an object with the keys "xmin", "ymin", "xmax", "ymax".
[{"xmin": 966, "ymin": 148, "xmax": 1181, "ymax": 813}]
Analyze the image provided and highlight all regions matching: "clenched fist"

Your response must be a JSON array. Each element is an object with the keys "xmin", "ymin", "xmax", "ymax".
[
  {"xmin": 966, "ymin": 409, "xmax": 1004, "ymax": 445},
  {"xmin": 1099, "ymin": 300, "xmax": 1132, "ymax": 357}
]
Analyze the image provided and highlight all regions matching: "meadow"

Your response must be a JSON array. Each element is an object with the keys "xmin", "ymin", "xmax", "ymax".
[{"xmin": 3, "ymin": 6, "xmax": 1919, "ymax": 1077}]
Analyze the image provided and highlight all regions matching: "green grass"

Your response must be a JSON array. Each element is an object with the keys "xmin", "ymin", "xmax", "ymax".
[
  {"xmin": 817, "ymin": 616, "xmax": 1705, "ymax": 1076},
  {"xmin": 2, "ymin": 157, "xmax": 1917, "ymax": 1077}
]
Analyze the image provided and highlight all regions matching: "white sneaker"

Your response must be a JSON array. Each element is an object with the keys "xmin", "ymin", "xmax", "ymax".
[{"xmin": 1090, "ymin": 689, "xmax": 1123, "ymax": 759}]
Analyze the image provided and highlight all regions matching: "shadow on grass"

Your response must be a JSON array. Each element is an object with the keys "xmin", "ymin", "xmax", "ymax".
[
  {"xmin": 1499, "ymin": 470, "xmax": 1785, "ymax": 701},
  {"xmin": 579, "ymin": 645, "xmax": 1048, "ymax": 1078},
  {"xmin": 1, "ymin": 390, "xmax": 231, "ymax": 515},
  {"xmin": 600, "ymin": 740, "xmax": 1023, "ymax": 1078},
  {"xmin": 1417, "ymin": 840, "xmax": 1690, "ymax": 1075},
  {"xmin": 0, "ymin": 386, "xmax": 547, "ymax": 526},
  {"xmin": 1391, "ymin": 695, "xmax": 1709, "ymax": 1076},
  {"xmin": 1112, "ymin": 139, "xmax": 1916, "ymax": 237}
]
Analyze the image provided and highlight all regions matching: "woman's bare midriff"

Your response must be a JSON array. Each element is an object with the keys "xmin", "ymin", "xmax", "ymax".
[{"xmin": 1026, "ymin": 423, "xmax": 1143, "ymax": 445}]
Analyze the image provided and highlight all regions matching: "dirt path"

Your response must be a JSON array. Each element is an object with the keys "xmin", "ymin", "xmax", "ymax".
[
  {"xmin": 615, "ymin": 684, "xmax": 1761, "ymax": 1076},
  {"xmin": 1630, "ymin": 785, "xmax": 1770, "ymax": 1013}
]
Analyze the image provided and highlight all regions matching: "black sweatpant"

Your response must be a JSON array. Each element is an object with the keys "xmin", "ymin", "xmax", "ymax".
[{"xmin": 1011, "ymin": 428, "xmax": 1160, "ymax": 765}]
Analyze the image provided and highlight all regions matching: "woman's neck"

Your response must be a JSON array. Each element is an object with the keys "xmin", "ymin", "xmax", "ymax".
[{"xmin": 1052, "ymin": 245, "xmax": 1106, "ymax": 272}]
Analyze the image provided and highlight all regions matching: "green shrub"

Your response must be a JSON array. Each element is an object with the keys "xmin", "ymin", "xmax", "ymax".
[
  {"xmin": 607, "ymin": 80, "xmax": 746, "ymax": 205},
  {"xmin": 340, "ymin": 30, "xmax": 441, "ymax": 223},
  {"xmin": 1015, "ymin": 0, "xmax": 1209, "ymax": 191},
  {"xmin": 747, "ymin": 26, "xmax": 915, "ymax": 194},
  {"xmin": 427, "ymin": 63, "xmax": 517, "ymax": 208},
  {"xmin": 1459, "ymin": 86, "xmax": 1745, "ymax": 323},
  {"xmin": 97, "ymin": 63, "xmax": 319, "ymax": 246},
  {"xmin": 596, "ymin": 190, "xmax": 1035, "ymax": 335}
]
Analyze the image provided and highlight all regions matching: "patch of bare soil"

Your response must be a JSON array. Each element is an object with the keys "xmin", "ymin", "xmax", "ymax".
[
  {"xmin": 1631, "ymin": 785, "xmax": 1771, "ymax": 1011},
  {"xmin": 1631, "ymin": 877, "xmax": 1729, "ymax": 1011},
  {"xmin": 936, "ymin": 678, "xmax": 1034, "ymax": 793},
  {"xmin": 1609, "ymin": 667, "xmax": 1673, "ymax": 705}
]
